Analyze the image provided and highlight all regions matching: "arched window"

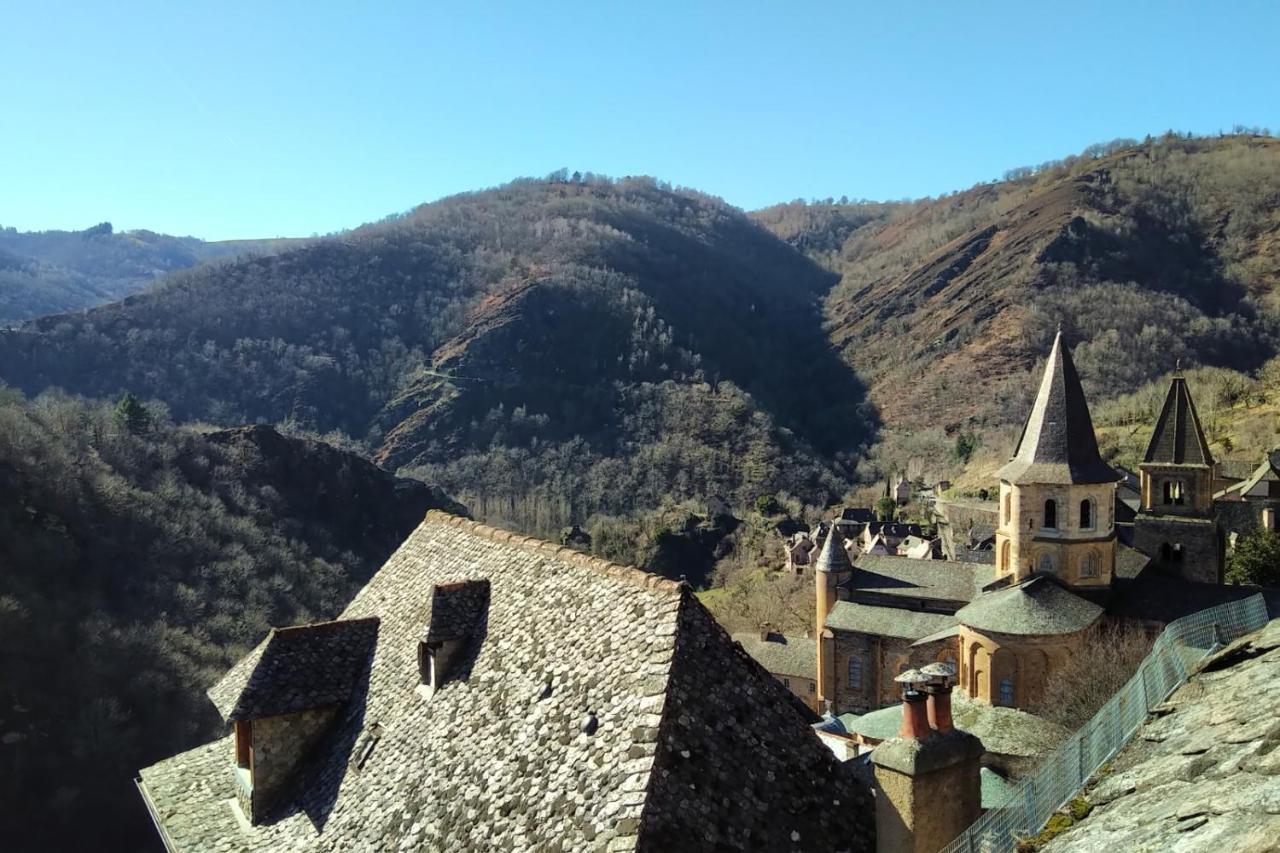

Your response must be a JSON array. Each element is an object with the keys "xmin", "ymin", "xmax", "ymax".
[
  {"xmin": 1044, "ymin": 499, "xmax": 1057, "ymax": 529},
  {"xmin": 1000, "ymin": 540, "xmax": 1011, "ymax": 572},
  {"xmin": 1080, "ymin": 499, "xmax": 1093, "ymax": 530},
  {"xmin": 848, "ymin": 657, "xmax": 863, "ymax": 689},
  {"xmin": 1039, "ymin": 552, "xmax": 1056, "ymax": 575},
  {"xmin": 1080, "ymin": 551, "xmax": 1099, "ymax": 578},
  {"xmin": 1002, "ymin": 492, "xmax": 1011, "ymax": 525},
  {"xmin": 998, "ymin": 677, "xmax": 1015, "ymax": 706},
  {"xmin": 1163, "ymin": 480, "xmax": 1185, "ymax": 506}
]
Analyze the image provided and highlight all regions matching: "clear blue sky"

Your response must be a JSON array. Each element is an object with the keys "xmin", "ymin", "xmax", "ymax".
[{"xmin": 3, "ymin": 1, "xmax": 1278, "ymax": 240}]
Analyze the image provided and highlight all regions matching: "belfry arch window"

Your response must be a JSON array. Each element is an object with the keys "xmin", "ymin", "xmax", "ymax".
[
  {"xmin": 1002, "ymin": 492, "xmax": 1011, "ymax": 525},
  {"xmin": 1000, "ymin": 540, "xmax": 1011, "ymax": 572},
  {"xmin": 1039, "ymin": 552, "xmax": 1056, "ymax": 575},
  {"xmin": 1079, "ymin": 551, "xmax": 1099, "ymax": 579},
  {"xmin": 1079, "ymin": 499, "xmax": 1094, "ymax": 530},
  {"xmin": 998, "ymin": 677, "xmax": 1015, "ymax": 707},
  {"xmin": 1163, "ymin": 480, "xmax": 1185, "ymax": 506},
  {"xmin": 1043, "ymin": 499, "xmax": 1057, "ymax": 529}
]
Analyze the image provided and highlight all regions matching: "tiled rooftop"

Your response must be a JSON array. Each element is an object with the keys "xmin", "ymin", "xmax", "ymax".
[
  {"xmin": 730, "ymin": 631, "xmax": 816, "ymax": 679},
  {"xmin": 850, "ymin": 554, "xmax": 995, "ymax": 608},
  {"xmin": 138, "ymin": 512, "xmax": 873, "ymax": 852},
  {"xmin": 953, "ymin": 576, "xmax": 1103, "ymax": 637},
  {"xmin": 825, "ymin": 601, "xmax": 958, "ymax": 641}
]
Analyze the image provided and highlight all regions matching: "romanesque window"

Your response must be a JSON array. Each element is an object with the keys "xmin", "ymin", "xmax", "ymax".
[
  {"xmin": 848, "ymin": 657, "xmax": 863, "ymax": 689},
  {"xmin": 1000, "ymin": 540, "xmax": 1011, "ymax": 572},
  {"xmin": 1079, "ymin": 499, "xmax": 1093, "ymax": 530},
  {"xmin": 1039, "ymin": 552, "xmax": 1055, "ymax": 575},
  {"xmin": 1079, "ymin": 551, "xmax": 1099, "ymax": 578},
  {"xmin": 783, "ymin": 678, "xmax": 791, "ymax": 689},
  {"xmin": 1163, "ymin": 480, "xmax": 1185, "ymax": 506},
  {"xmin": 1002, "ymin": 492, "xmax": 1011, "ymax": 525},
  {"xmin": 998, "ymin": 678, "xmax": 1015, "ymax": 706},
  {"xmin": 1044, "ymin": 500, "xmax": 1057, "ymax": 529}
]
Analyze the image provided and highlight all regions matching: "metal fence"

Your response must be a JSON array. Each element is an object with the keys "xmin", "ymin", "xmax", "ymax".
[{"xmin": 939, "ymin": 593, "xmax": 1270, "ymax": 853}]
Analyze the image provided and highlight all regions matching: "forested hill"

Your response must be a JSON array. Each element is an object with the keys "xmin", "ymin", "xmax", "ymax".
[
  {"xmin": 0, "ymin": 390, "xmax": 461, "ymax": 851},
  {"xmin": 0, "ymin": 178, "xmax": 873, "ymax": 536},
  {"xmin": 0, "ymin": 222, "xmax": 303, "ymax": 325},
  {"xmin": 755, "ymin": 133, "xmax": 1280, "ymax": 441}
]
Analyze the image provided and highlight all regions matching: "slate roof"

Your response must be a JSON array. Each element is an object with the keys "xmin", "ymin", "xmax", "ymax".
[
  {"xmin": 1142, "ymin": 375, "xmax": 1214, "ymax": 467},
  {"xmin": 1218, "ymin": 449, "xmax": 1280, "ymax": 499},
  {"xmin": 731, "ymin": 631, "xmax": 816, "ymax": 678},
  {"xmin": 139, "ymin": 512, "xmax": 873, "ymax": 853},
  {"xmin": 850, "ymin": 554, "xmax": 996, "ymax": 608},
  {"xmin": 1108, "ymin": 575, "xmax": 1280, "ymax": 626},
  {"xmin": 954, "ymin": 576, "xmax": 1103, "ymax": 636},
  {"xmin": 1044, "ymin": 618, "xmax": 1280, "ymax": 852},
  {"xmin": 998, "ymin": 329, "xmax": 1119, "ymax": 485},
  {"xmin": 208, "ymin": 618, "xmax": 381, "ymax": 722},
  {"xmin": 839, "ymin": 507, "xmax": 876, "ymax": 524},
  {"xmin": 839, "ymin": 692, "xmax": 1067, "ymax": 758},
  {"xmin": 815, "ymin": 523, "xmax": 854, "ymax": 574},
  {"xmin": 423, "ymin": 579, "xmax": 489, "ymax": 643},
  {"xmin": 825, "ymin": 601, "xmax": 958, "ymax": 641}
]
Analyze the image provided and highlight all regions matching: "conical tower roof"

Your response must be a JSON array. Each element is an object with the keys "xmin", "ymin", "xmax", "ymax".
[
  {"xmin": 814, "ymin": 524, "xmax": 853, "ymax": 574},
  {"xmin": 997, "ymin": 328, "xmax": 1118, "ymax": 485},
  {"xmin": 1142, "ymin": 373, "xmax": 1213, "ymax": 467}
]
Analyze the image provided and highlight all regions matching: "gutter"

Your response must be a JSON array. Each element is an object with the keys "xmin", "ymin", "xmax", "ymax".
[{"xmin": 135, "ymin": 776, "xmax": 179, "ymax": 853}]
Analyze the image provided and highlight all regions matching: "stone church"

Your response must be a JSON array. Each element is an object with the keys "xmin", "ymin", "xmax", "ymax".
[{"xmin": 814, "ymin": 329, "xmax": 1276, "ymax": 717}]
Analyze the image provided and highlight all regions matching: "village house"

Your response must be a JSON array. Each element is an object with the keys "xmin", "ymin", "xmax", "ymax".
[
  {"xmin": 730, "ymin": 629, "xmax": 819, "ymax": 711},
  {"xmin": 137, "ymin": 512, "xmax": 875, "ymax": 852}
]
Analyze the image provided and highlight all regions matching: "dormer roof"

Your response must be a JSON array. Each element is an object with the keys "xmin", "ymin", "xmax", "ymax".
[
  {"xmin": 1142, "ymin": 374, "xmax": 1213, "ymax": 467},
  {"xmin": 998, "ymin": 329, "xmax": 1119, "ymax": 486},
  {"xmin": 423, "ymin": 579, "xmax": 489, "ymax": 643},
  {"xmin": 207, "ymin": 617, "xmax": 379, "ymax": 722}
]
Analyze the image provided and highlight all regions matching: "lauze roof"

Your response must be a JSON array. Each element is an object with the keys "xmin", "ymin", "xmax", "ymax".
[
  {"xmin": 138, "ymin": 512, "xmax": 873, "ymax": 852},
  {"xmin": 997, "ymin": 329, "xmax": 1118, "ymax": 486}
]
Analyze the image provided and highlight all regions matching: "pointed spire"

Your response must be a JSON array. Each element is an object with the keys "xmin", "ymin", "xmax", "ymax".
[
  {"xmin": 997, "ymin": 328, "xmax": 1119, "ymax": 485},
  {"xmin": 1143, "ymin": 374, "xmax": 1213, "ymax": 466},
  {"xmin": 814, "ymin": 524, "xmax": 853, "ymax": 574}
]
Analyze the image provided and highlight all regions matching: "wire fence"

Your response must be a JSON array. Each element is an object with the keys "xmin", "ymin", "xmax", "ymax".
[{"xmin": 939, "ymin": 593, "xmax": 1270, "ymax": 853}]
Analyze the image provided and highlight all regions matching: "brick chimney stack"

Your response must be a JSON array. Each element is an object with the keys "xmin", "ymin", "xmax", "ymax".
[{"xmin": 870, "ymin": 665, "xmax": 983, "ymax": 853}]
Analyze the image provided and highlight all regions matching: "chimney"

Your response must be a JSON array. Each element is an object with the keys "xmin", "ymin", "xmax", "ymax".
[
  {"xmin": 895, "ymin": 670, "xmax": 931, "ymax": 739},
  {"xmin": 920, "ymin": 662, "xmax": 957, "ymax": 734},
  {"xmin": 870, "ymin": 666, "xmax": 983, "ymax": 853}
]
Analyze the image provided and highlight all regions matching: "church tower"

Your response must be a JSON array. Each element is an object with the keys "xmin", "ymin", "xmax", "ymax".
[
  {"xmin": 1134, "ymin": 372, "xmax": 1222, "ymax": 582},
  {"xmin": 814, "ymin": 525, "xmax": 852, "ymax": 711},
  {"xmin": 994, "ymin": 329, "xmax": 1119, "ymax": 588}
]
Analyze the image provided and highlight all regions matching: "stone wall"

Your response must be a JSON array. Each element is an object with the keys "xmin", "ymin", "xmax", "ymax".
[
  {"xmin": 248, "ymin": 706, "xmax": 338, "ymax": 822},
  {"xmin": 1133, "ymin": 514, "xmax": 1221, "ymax": 583},
  {"xmin": 831, "ymin": 631, "xmax": 959, "ymax": 715}
]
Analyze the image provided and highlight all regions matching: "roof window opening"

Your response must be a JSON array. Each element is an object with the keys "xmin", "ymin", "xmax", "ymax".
[{"xmin": 1043, "ymin": 500, "xmax": 1057, "ymax": 529}]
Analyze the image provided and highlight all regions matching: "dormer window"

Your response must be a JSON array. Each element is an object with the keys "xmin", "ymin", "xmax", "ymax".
[{"xmin": 418, "ymin": 579, "xmax": 490, "ymax": 698}]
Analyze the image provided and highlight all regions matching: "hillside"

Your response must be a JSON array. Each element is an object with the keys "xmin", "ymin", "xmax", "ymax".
[
  {"xmin": 0, "ymin": 222, "xmax": 303, "ymax": 325},
  {"xmin": 0, "ymin": 178, "xmax": 873, "ymax": 542},
  {"xmin": 757, "ymin": 134, "xmax": 1280, "ymax": 462},
  {"xmin": 0, "ymin": 389, "xmax": 460, "ymax": 851}
]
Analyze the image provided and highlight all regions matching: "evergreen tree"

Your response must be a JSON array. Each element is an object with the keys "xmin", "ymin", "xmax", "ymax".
[
  {"xmin": 114, "ymin": 391, "xmax": 151, "ymax": 435},
  {"xmin": 1226, "ymin": 528, "xmax": 1280, "ymax": 586}
]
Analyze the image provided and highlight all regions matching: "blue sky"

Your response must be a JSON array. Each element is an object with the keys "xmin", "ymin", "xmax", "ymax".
[{"xmin": 3, "ymin": 1, "xmax": 1278, "ymax": 240}]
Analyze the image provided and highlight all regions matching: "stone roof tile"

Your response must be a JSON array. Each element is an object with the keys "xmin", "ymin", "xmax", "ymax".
[
  {"xmin": 825, "ymin": 601, "xmax": 958, "ymax": 641},
  {"xmin": 955, "ymin": 576, "xmax": 1103, "ymax": 636},
  {"xmin": 140, "ymin": 511, "xmax": 873, "ymax": 852},
  {"xmin": 998, "ymin": 329, "xmax": 1119, "ymax": 486},
  {"xmin": 1142, "ymin": 375, "xmax": 1213, "ymax": 467}
]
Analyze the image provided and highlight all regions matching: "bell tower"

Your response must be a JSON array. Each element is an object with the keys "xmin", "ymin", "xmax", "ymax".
[
  {"xmin": 1134, "ymin": 371, "xmax": 1222, "ymax": 582},
  {"xmin": 993, "ymin": 327, "xmax": 1119, "ymax": 589}
]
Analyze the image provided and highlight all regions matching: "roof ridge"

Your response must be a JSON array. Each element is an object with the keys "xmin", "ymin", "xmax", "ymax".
[
  {"xmin": 423, "ymin": 510, "xmax": 685, "ymax": 595},
  {"xmin": 271, "ymin": 616, "xmax": 380, "ymax": 638}
]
